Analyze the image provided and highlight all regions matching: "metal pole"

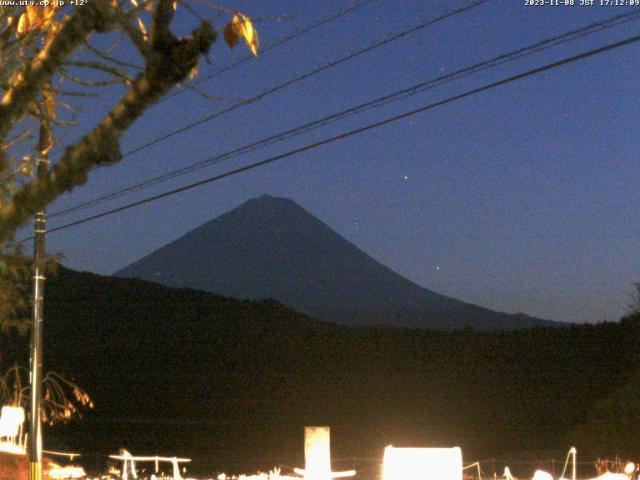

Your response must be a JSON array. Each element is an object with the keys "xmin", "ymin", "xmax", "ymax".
[
  {"xmin": 28, "ymin": 158, "xmax": 47, "ymax": 480},
  {"xmin": 29, "ymin": 107, "xmax": 53, "ymax": 480}
]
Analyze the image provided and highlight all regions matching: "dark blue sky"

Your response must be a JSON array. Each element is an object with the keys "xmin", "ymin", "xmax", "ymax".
[{"xmin": 36, "ymin": 0, "xmax": 640, "ymax": 324}]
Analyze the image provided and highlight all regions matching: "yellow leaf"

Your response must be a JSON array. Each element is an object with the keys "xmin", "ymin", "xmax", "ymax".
[
  {"xmin": 16, "ymin": 8, "xmax": 36, "ymax": 36},
  {"xmin": 231, "ymin": 13, "xmax": 259, "ymax": 57},
  {"xmin": 187, "ymin": 62, "xmax": 199, "ymax": 80},
  {"xmin": 137, "ymin": 16, "xmax": 148, "ymax": 41},
  {"xmin": 16, "ymin": 6, "xmax": 58, "ymax": 37},
  {"xmin": 42, "ymin": 6, "xmax": 57, "ymax": 29}
]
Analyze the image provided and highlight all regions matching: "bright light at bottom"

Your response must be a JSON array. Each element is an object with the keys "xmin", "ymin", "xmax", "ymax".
[
  {"xmin": 48, "ymin": 465, "xmax": 86, "ymax": 479},
  {"xmin": 533, "ymin": 470, "xmax": 553, "ymax": 480},
  {"xmin": 382, "ymin": 446, "xmax": 462, "ymax": 480}
]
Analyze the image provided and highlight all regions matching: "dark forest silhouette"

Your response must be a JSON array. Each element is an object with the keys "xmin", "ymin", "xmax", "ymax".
[{"xmin": 2, "ymin": 267, "xmax": 637, "ymax": 474}]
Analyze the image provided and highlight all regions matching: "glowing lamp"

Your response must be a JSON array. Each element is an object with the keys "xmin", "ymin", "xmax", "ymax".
[
  {"xmin": 0, "ymin": 406, "xmax": 25, "ymax": 438},
  {"xmin": 293, "ymin": 427, "xmax": 356, "ymax": 480},
  {"xmin": 305, "ymin": 426, "xmax": 331, "ymax": 480},
  {"xmin": 533, "ymin": 470, "xmax": 553, "ymax": 480},
  {"xmin": 0, "ymin": 405, "xmax": 25, "ymax": 452},
  {"xmin": 625, "ymin": 463, "xmax": 635, "ymax": 476},
  {"xmin": 382, "ymin": 446, "xmax": 462, "ymax": 480}
]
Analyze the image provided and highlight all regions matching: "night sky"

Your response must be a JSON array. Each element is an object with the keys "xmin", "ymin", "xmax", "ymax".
[{"xmin": 30, "ymin": 0, "xmax": 640, "ymax": 324}]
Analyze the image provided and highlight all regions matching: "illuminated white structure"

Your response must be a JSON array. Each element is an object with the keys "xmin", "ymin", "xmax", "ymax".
[
  {"xmin": 293, "ymin": 427, "xmax": 356, "ymax": 480},
  {"xmin": 0, "ymin": 405, "xmax": 26, "ymax": 454},
  {"xmin": 533, "ymin": 470, "xmax": 554, "ymax": 480},
  {"xmin": 48, "ymin": 464, "xmax": 86, "ymax": 479},
  {"xmin": 624, "ymin": 463, "xmax": 636, "ymax": 476},
  {"xmin": 109, "ymin": 450, "xmax": 192, "ymax": 480},
  {"xmin": 382, "ymin": 446, "xmax": 462, "ymax": 480},
  {"xmin": 44, "ymin": 451, "xmax": 85, "ymax": 479},
  {"xmin": 589, "ymin": 473, "xmax": 629, "ymax": 480}
]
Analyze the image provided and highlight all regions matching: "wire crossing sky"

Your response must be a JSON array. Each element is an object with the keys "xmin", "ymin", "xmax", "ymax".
[
  {"xmin": 43, "ymin": 1, "xmax": 640, "ymax": 324},
  {"xmin": 34, "ymin": 32, "xmax": 640, "ymax": 240},
  {"xmin": 48, "ymin": 8, "xmax": 640, "ymax": 219}
]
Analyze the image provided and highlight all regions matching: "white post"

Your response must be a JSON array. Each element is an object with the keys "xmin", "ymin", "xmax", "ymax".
[
  {"xmin": 172, "ymin": 457, "xmax": 182, "ymax": 480},
  {"xmin": 304, "ymin": 427, "xmax": 332, "ymax": 480}
]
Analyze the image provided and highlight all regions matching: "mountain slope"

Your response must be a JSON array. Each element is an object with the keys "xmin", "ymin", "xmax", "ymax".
[{"xmin": 115, "ymin": 195, "xmax": 556, "ymax": 330}]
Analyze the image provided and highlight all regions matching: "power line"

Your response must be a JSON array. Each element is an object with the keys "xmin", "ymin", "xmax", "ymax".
[
  {"xmin": 43, "ymin": 0, "xmax": 376, "ymax": 161},
  {"xmin": 47, "ymin": 0, "xmax": 491, "ymax": 218},
  {"xmin": 115, "ymin": 0, "xmax": 491, "ymax": 159},
  {"xmin": 164, "ymin": 0, "xmax": 376, "ymax": 101},
  {"xmin": 44, "ymin": 0, "xmax": 487, "ymax": 168},
  {"xmin": 28, "ymin": 32, "xmax": 640, "ymax": 240},
  {"xmin": 49, "ymin": 9, "xmax": 640, "ymax": 219}
]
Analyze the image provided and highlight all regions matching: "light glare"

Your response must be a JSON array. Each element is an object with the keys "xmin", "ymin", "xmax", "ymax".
[{"xmin": 382, "ymin": 446, "xmax": 462, "ymax": 480}]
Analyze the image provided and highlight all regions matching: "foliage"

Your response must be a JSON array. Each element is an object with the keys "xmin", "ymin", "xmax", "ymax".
[
  {"xmin": 0, "ymin": 0, "xmax": 259, "ymax": 331},
  {"xmin": 224, "ymin": 13, "xmax": 259, "ymax": 55},
  {"xmin": 0, "ymin": 244, "xmax": 61, "ymax": 334},
  {"xmin": 0, "ymin": 0, "xmax": 259, "ymax": 243},
  {"xmin": 627, "ymin": 281, "xmax": 640, "ymax": 316},
  {"xmin": 0, "ymin": 244, "xmax": 31, "ymax": 334},
  {"xmin": 0, "ymin": 364, "xmax": 93, "ymax": 424},
  {"xmin": 570, "ymin": 365, "xmax": 640, "ymax": 459},
  {"xmin": 0, "ymin": 1, "xmax": 259, "ymax": 431}
]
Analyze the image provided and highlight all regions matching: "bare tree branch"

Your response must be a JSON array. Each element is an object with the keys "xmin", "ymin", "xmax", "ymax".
[
  {"xmin": 0, "ymin": 0, "xmax": 118, "ymax": 143},
  {"xmin": 0, "ymin": 11, "xmax": 217, "ymax": 241},
  {"xmin": 59, "ymin": 67, "xmax": 130, "ymax": 87},
  {"xmin": 63, "ymin": 60, "xmax": 134, "ymax": 81},
  {"xmin": 85, "ymin": 41, "xmax": 143, "ymax": 70}
]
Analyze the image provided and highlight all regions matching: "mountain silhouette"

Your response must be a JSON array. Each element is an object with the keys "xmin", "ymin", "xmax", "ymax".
[{"xmin": 115, "ymin": 195, "xmax": 557, "ymax": 330}]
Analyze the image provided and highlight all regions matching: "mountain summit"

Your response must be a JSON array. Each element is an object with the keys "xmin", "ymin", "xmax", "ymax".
[{"xmin": 115, "ymin": 195, "xmax": 556, "ymax": 330}]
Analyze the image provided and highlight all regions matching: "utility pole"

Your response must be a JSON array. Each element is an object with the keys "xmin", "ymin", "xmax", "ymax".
[{"xmin": 29, "ymin": 86, "xmax": 54, "ymax": 480}]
